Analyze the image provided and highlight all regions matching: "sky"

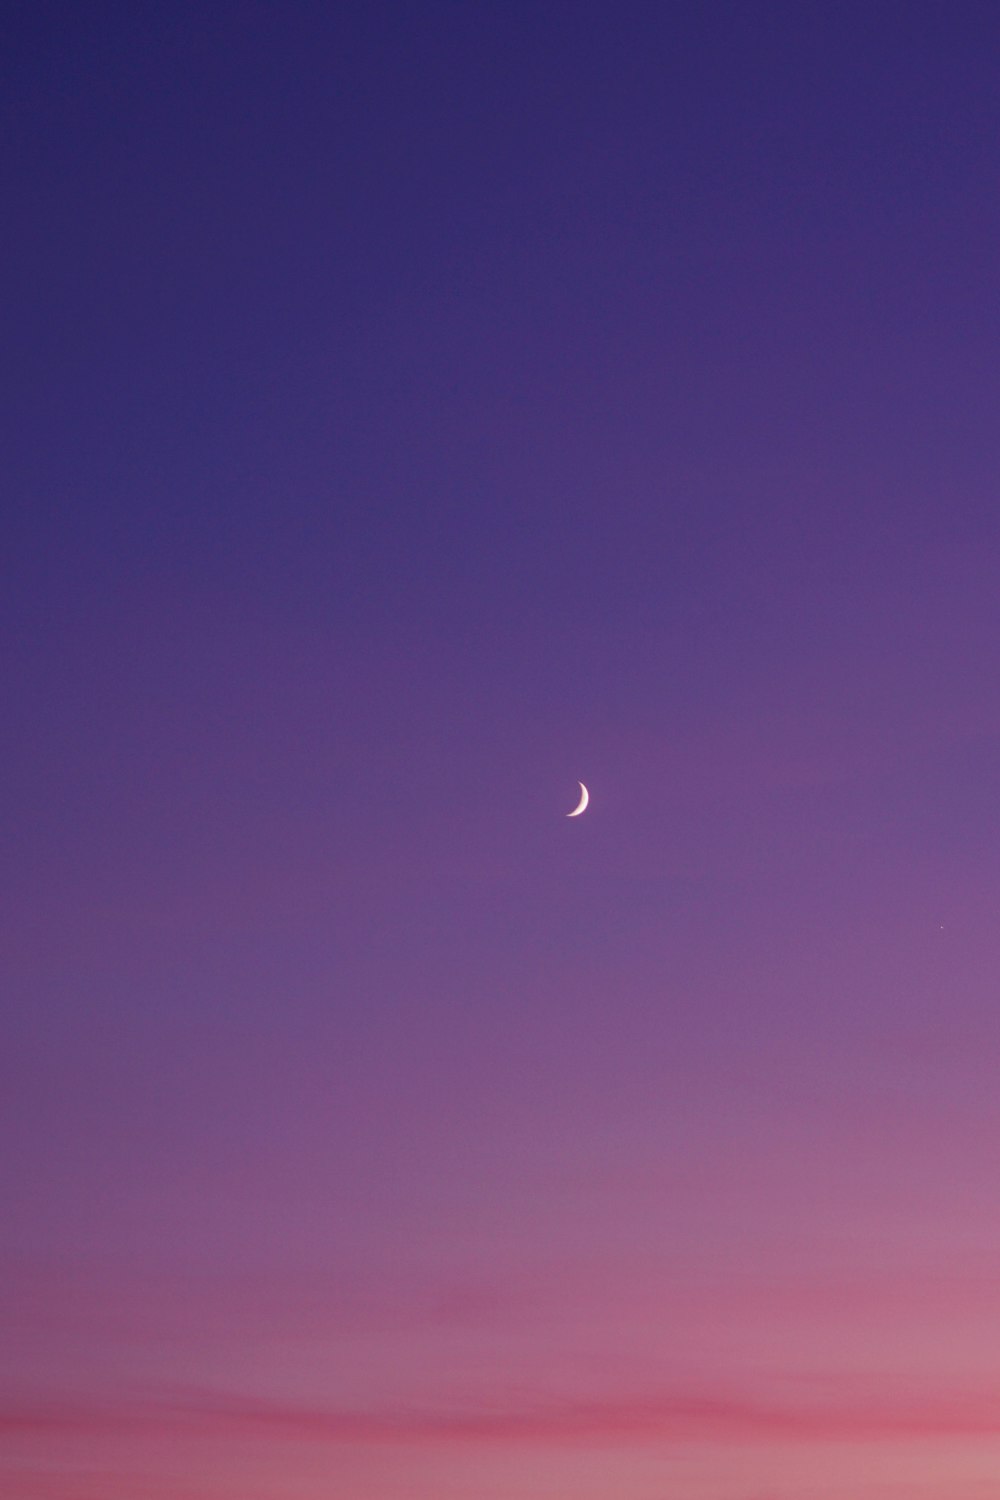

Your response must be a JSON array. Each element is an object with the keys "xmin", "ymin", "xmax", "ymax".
[{"xmin": 4, "ymin": 2, "xmax": 1000, "ymax": 1496}]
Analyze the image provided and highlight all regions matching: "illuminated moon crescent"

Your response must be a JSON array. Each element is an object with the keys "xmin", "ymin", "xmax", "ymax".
[{"xmin": 566, "ymin": 781, "xmax": 589, "ymax": 817}]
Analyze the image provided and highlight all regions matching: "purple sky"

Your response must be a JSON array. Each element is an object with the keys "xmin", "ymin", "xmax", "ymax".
[{"xmin": 5, "ymin": 5, "xmax": 1000, "ymax": 1497}]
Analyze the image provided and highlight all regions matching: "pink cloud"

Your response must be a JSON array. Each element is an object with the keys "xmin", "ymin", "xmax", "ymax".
[{"xmin": 6, "ymin": 1383, "xmax": 1000, "ymax": 1449}]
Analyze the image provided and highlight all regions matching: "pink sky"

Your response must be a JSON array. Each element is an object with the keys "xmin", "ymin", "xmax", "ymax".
[{"xmin": 6, "ymin": 4, "xmax": 1000, "ymax": 1496}]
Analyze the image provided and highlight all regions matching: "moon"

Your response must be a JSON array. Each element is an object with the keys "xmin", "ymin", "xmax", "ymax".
[{"xmin": 566, "ymin": 781, "xmax": 589, "ymax": 817}]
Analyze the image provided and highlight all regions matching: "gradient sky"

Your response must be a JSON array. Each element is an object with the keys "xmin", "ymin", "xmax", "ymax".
[{"xmin": 5, "ymin": 4, "xmax": 1000, "ymax": 1497}]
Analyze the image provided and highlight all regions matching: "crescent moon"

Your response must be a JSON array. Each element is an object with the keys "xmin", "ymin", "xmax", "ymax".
[{"xmin": 566, "ymin": 781, "xmax": 589, "ymax": 817}]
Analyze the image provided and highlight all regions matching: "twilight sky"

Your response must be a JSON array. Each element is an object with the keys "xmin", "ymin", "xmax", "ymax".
[{"xmin": 4, "ymin": 4, "xmax": 1000, "ymax": 1497}]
